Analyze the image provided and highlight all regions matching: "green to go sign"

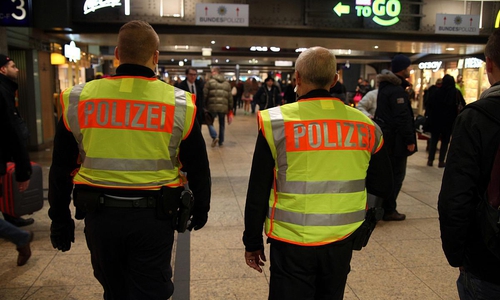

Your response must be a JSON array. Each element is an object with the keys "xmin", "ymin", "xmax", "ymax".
[{"xmin": 333, "ymin": 0, "xmax": 402, "ymax": 27}]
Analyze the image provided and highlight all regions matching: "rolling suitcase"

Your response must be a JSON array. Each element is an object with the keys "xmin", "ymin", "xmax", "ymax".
[{"xmin": 0, "ymin": 162, "xmax": 44, "ymax": 217}]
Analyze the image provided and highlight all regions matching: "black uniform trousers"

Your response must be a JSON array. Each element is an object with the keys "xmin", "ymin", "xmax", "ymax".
[
  {"xmin": 268, "ymin": 236, "xmax": 355, "ymax": 300},
  {"xmin": 84, "ymin": 207, "xmax": 175, "ymax": 300},
  {"xmin": 379, "ymin": 154, "xmax": 407, "ymax": 213}
]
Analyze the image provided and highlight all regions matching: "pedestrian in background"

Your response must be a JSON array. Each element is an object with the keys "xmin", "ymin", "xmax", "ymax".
[
  {"xmin": 425, "ymin": 74, "xmax": 465, "ymax": 167},
  {"xmin": 203, "ymin": 66, "xmax": 233, "ymax": 147},
  {"xmin": 0, "ymin": 54, "xmax": 35, "ymax": 228},
  {"xmin": 48, "ymin": 20, "xmax": 211, "ymax": 300},
  {"xmin": 374, "ymin": 54, "xmax": 416, "ymax": 221}
]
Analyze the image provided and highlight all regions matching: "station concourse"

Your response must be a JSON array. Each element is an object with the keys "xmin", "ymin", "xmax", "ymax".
[{"xmin": 1, "ymin": 111, "xmax": 456, "ymax": 300}]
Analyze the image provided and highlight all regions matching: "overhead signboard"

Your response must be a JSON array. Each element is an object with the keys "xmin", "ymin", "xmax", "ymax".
[
  {"xmin": 0, "ymin": 0, "xmax": 32, "ymax": 26},
  {"xmin": 332, "ymin": 0, "xmax": 402, "ymax": 27},
  {"xmin": 195, "ymin": 3, "xmax": 249, "ymax": 27},
  {"xmin": 435, "ymin": 14, "xmax": 480, "ymax": 35}
]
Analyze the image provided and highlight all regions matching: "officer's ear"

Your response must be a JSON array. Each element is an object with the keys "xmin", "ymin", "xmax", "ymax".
[
  {"xmin": 330, "ymin": 73, "xmax": 339, "ymax": 88},
  {"xmin": 114, "ymin": 47, "xmax": 120, "ymax": 61}
]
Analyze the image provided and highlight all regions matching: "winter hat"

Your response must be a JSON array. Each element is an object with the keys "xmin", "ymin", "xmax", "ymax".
[
  {"xmin": 0, "ymin": 54, "xmax": 12, "ymax": 67},
  {"xmin": 391, "ymin": 54, "xmax": 411, "ymax": 73}
]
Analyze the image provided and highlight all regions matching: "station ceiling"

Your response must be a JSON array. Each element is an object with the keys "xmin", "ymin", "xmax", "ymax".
[{"xmin": 46, "ymin": 24, "xmax": 489, "ymax": 74}]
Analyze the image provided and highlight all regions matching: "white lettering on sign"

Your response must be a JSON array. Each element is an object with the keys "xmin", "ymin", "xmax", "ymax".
[
  {"xmin": 418, "ymin": 61, "xmax": 442, "ymax": 72},
  {"xmin": 464, "ymin": 57, "xmax": 484, "ymax": 69},
  {"xmin": 83, "ymin": 0, "xmax": 121, "ymax": 15},
  {"xmin": 64, "ymin": 41, "xmax": 81, "ymax": 62}
]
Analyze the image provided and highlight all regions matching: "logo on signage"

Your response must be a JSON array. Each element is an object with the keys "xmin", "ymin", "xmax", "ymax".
[
  {"xmin": 83, "ymin": 0, "xmax": 121, "ymax": 15},
  {"xmin": 333, "ymin": 0, "xmax": 401, "ymax": 27},
  {"xmin": 418, "ymin": 61, "xmax": 442, "ymax": 72},
  {"xmin": 64, "ymin": 41, "xmax": 81, "ymax": 62}
]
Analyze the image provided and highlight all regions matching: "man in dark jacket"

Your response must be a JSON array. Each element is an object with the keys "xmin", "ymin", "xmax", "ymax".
[
  {"xmin": 178, "ymin": 67, "xmax": 204, "ymax": 127},
  {"xmin": 0, "ymin": 54, "xmax": 35, "ymax": 227},
  {"xmin": 253, "ymin": 77, "xmax": 282, "ymax": 110},
  {"xmin": 439, "ymin": 28, "xmax": 500, "ymax": 299},
  {"xmin": 374, "ymin": 54, "xmax": 416, "ymax": 221}
]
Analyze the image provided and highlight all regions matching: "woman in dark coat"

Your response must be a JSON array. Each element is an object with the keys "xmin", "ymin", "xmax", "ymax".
[{"xmin": 425, "ymin": 74, "xmax": 466, "ymax": 167}]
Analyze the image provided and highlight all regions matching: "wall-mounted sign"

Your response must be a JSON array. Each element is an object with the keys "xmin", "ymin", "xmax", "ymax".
[
  {"xmin": 192, "ymin": 59, "xmax": 212, "ymax": 67},
  {"xmin": 83, "ymin": 0, "xmax": 122, "ymax": 15},
  {"xmin": 435, "ymin": 14, "xmax": 480, "ymax": 35},
  {"xmin": 418, "ymin": 61, "xmax": 443, "ymax": 72},
  {"xmin": 333, "ymin": 0, "xmax": 401, "ymax": 27},
  {"xmin": 275, "ymin": 61, "xmax": 293, "ymax": 67},
  {"xmin": 0, "ymin": 0, "xmax": 32, "ymax": 26},
  {"xmin": 64, "ymin": 41, "xmax": 81, "ymax": 63},
  {"xmin": 195, "ymin": 3, "xmax": 249, "ymax": 27}
]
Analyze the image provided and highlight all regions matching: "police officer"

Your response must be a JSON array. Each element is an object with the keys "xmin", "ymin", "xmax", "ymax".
[
  {"xmin": 243, "ymin": 46, "xmax": 392, "ymax": 299},
  {"xmin": 48, "ymin": 20, "xmax": 211, "ymax": 300}
]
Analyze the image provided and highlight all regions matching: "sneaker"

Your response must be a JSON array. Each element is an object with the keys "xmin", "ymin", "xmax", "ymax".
[
  {"xmin": 383, "ymin": 210, "xmax": 406, "ymax": 221},
  {"xmin": 17, "ymin": 231, "xmax": 34, "ymax": 266},
  {"xmin": 4, "ymin": 215, "xmax": 35, "ymax": 227},
  {"xmin": 211, "ymin": 138, "xmax": 219, "ymax": 147}
]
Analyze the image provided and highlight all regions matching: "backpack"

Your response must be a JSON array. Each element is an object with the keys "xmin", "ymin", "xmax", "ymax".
[{"xmin": 466, "ymin": 97, "xmax": 500, "ymax": 259}]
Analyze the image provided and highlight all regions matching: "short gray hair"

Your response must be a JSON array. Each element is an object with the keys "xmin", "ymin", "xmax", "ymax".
[{"xmin": 295, "ymin": 47, "xmax": 337, "ymax": 88}]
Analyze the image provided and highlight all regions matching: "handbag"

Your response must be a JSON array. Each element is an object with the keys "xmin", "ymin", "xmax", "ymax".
[
  {"xmin": 203, "ymin": 109, "xmax": 214, "ymax": 126},
  {"xmin": 353, "ymin": 92, "xmax": 362, "ymax": 103}
]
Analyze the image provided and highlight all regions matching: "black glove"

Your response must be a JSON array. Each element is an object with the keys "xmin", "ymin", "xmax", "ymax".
[
  {"xmin": 187, "ymin": 213, "xmax": 208, "ymax": 231},
  {"xmin": 50, "ymin": 219, "xmax": 75, "ymax": 252}
]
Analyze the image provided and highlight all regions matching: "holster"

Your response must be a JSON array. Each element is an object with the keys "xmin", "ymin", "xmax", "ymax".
[
  {"xmin": 157, "ymin": 186, "xmax": 183, "ymax": 220},
  {"xmin": 176, "ymin": 190, "xmax": 194, "ymax": 233},
  {"xmin": 73, "ymin": 189, "xmax": 102, "ymax": 214},
  {"xmin": 352, "ymin": 207, "xmax": 384, "ymax": 251}
]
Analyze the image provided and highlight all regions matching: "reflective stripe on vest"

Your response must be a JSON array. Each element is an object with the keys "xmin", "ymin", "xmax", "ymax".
[
  {"xmin": 260, "ymin": 98, "xmax": 383, "ymax": 246},
  {"xmin": 62, "ymin": 77, "xmax": 195, "ymax": 189}
]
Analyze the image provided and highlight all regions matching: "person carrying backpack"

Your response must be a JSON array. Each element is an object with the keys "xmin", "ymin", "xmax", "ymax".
[{"xmin": 438, "ymin": 28, "xmax": 500, "ymax": 299}]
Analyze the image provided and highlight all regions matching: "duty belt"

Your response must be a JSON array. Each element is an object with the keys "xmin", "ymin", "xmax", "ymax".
[{"xmin": 101, "ymin": 194, "xmax": 157, "ymax": 208}]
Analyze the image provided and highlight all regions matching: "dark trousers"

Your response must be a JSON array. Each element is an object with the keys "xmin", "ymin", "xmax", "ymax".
[
  {"xmin": 268, "ymin": 238, "xmax": 354, "ymax": 300},
  {"xmin": 428, "ymin": 130, "xmax": 451, "ymax": 163},
  {"xmin": 379, "ymin": 155, "xmax": 407, "ymax": 213},
  {"xmin": 457, "ymin": 270, "xmax": 500, "ymax": 299},
  {"xmin": 84, "ymin": 207, "xmax": 175, "ymax": 300}
]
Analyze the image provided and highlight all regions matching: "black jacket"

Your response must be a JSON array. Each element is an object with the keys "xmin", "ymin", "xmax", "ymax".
[
  {"xmin": 0, "ymin": 73, "xmax": 32, "ymax": 181},
  {"xmin": 48, "ymin": 64, "xmax": 211, "ymax": 223},
  {"xmin": 178, "ymin": 79, "xmax": 205, "ymax": 126},
  {"xmin": 426, "ymin": 75, "xmax": 466, "ymax": 134},
  {"xmin": 374, "ymin": 72, "xmax": 416, "ymax": 157},
  {"xmin": 438, "ymin": 82, "xmax": 500, "ymax": 284},
  {"xmin": 253, "ymin": 84, "xmax": 282, "ymax": 109},
  {"xmin": 243, "ymin": 89, "xmax": 393, "ymax": 252}
]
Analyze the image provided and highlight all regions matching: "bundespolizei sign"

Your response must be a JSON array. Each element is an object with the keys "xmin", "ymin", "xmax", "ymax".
[
  {"xmin": 435, "ymin": 14, "xmax": 480, "ymax": 35},
  {"xmin": 195, "ymin": 3, "xmax": 249, "ymax": 27}
]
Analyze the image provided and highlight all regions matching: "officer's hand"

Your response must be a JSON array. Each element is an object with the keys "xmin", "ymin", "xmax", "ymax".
[
  {"xmin": 245, "ymin": 250, "xmax": 266, "ymax": 273},
  {"xmin": 50, "ymin": 219, "xmax": 75, "ymax": 252},
  {"xmin": 187, "ymin": 213, "xmax": 208, "ymax": 231}
]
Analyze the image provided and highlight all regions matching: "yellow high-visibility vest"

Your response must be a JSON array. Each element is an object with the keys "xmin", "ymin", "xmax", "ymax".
[
  {"xmin": 259, "ymin": 97, "xmax": 383, "ymax": 246},
  {"xmin": 61, "ymin": 76, "xmax": 196, "ymax": 190}
]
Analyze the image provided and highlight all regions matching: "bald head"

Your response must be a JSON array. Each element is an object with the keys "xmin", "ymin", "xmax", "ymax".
[
  {"xmin": 295, "ymin": 47, "xmax": 338, "ymax": 96},
  {"xmin": 116, "ymin": 20, "xmax": 159, "ymax": 68}
]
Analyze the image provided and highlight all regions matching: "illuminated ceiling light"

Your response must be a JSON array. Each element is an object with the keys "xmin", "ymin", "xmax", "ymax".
[
  {"xmin": 215, "ymin": 59, "xmax": 219, "ymax": 63},
  {"xmin": 446, "ymin": 47, "xmax": 455, "ymax": 51},
  {"xmin": 179, "ymin": 61, "xmax": 184, "ymax": 66},
  {"xmin": 270, "ymin": 47, "xmax": 280, "ymax": 52},
  {"xmin": 374, "ymin": 45, "xmax": 379, "ymax": 49},
  {"xmin": 184, "ymin": 58, "xmax": 187, "ymax": 62},
  {"xmin": 226, "ymin": 46, "xmax": 230, "ymax": 49},
  {"xmin": 226, "ymin": 59, "xmax": 230, "ymax": 62},
  {"xmin": 171, "ymin": 59, "xmax": 175, "ymax": 62},
  {"xmin": 295, "ymin": 48, "xmax": 308, "ymax": 53},
  {"xmin": 211, "ymin": 40, "xmax": 216, "ymax": 44}
]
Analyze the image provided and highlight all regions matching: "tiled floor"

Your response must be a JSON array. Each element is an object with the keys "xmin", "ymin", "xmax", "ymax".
[{"xmin": 0, "ymin": 109, "xmax": 458, "ymax": 300}]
